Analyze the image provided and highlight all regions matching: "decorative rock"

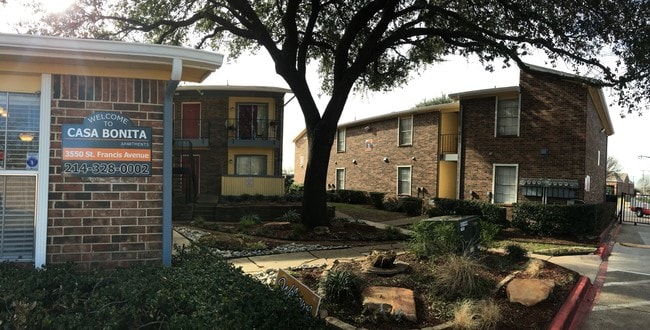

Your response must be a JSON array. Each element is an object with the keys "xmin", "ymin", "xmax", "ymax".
[
  {"xmin": 506, "ymin": 278, "xmax": 555, "ymax": 307},
  {"xmin": 367, "ymin": 250, "xmax": 397, "ymax": 268},
  {"xmin": 361, "ymin": 286, "xmax": 417, "ymax": 322}
]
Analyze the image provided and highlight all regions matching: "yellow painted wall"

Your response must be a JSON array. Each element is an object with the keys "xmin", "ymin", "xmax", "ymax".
[
  {"xmin": 438, "ymin": 161, "xmax": 457, "ymax": 199},
  {"xmin": 441, "ymin": 112, "xmax": 459, "ymax": 135},
  {"xmin": 221, "ymin": 176, "xmax": 285, "ymax": 196},
  {"xmin": 227, "ymin": 147, "xmax": 275, "ymax": 175},
  {"xmin": 0, "ymin": 73, "xmax": 40, "ymax": 93}
]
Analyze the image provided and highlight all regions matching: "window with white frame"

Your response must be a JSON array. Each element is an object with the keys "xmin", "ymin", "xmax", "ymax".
[
  {"xmin": 398, "ymin": 116, "xmax": 413, "ymax": 145},
  {"xmin": 397, "ymin": 166, "xmax": 412, "ymax": 195},
  {"xmin": 336, "ymin": 168, "xmax": 345, "ymax": 190},
  {"xmin": 337, "ymin": 128, "xmax": 346, "ymax": 152},
  {"xmin": 493, "ymin": 164, "xmax": 518, "ymax": 203},
  {"xmin": 496, "ymin": 97, "xmax": 519, "ymax": 136},
  {"xmin": 235, "ymin": 155, "xmax": 267, "ymax": 176}
]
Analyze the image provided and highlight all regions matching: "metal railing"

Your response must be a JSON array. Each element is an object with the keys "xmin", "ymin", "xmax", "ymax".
[{"xmin": 226, "ymin": 118, "xmax": 280, "ymax": 141}]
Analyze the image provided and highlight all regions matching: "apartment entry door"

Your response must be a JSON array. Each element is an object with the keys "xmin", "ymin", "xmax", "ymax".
[{"xmin": 0, "ymin": 92, "xmax": 40, "ymax": 262}]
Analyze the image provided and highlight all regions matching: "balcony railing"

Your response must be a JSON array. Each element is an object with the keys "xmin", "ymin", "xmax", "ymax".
[
  {"xmin": 226, "ymin": 118, "xmax": 280, "ymax": 140},
  {"xmin": 221, "ymin": 175, "xmax": 285, "ymax": 196},
  {"xmin": 440, "ymin": 133, "xmax": 458, "ymax": 154}
]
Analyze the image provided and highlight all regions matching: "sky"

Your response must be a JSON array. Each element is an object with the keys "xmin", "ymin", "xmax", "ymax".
[{"xmin": 2, "ymin": 1, "xmax": 650, "ymax": 185}]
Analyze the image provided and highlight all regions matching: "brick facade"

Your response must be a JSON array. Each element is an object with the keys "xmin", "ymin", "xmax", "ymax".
[
  {"xmin": 326, "ymin": 111, "xmax": 440, "ymax": 197},
  {"xmin": 460, "ymin": 71, "xmax": 608, "ymax": 204},
  {"xmin": 47, "ymin": 75, "xmax": 166, "ymax": 268},
  {"xmin": 293, "ymin": 132, "xmax": 308, "ymax": 184}
]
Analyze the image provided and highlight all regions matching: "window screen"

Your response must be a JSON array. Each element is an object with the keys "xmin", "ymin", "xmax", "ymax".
[{"xmin": 0, "ymin": 175, "xmax": 36, "ymax": 261}]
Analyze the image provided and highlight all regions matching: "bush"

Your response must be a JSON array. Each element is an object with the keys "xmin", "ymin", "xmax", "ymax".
[
  {"xmin": 432, "ymin": 255, "xmax": 493, "ymax": 299},
  {"xmin": 400, "ymin": 196, "xmax": 423, "ymax": 216},
  {"xmin": 279, "ymin": 209, "xmax": 301, "ymax": 223},
  {"xmin": 337, "ymin": 190, "xmax": 368, "ymax": 204},
  {"xmin": 409, "ymin": 221, "xmax": 463, "ymax": 258},
  {"xmin": 479, "ymin": 220, "xmax": 500, "ymax": 248},
  {"xmin": 427, "ymin": 198, "xmax": 506, "ymax": 226},
  {"xmin": 511, "ymin": 203, "xmax": 614, "ymax": 236},
  {"xmin": 505, "ymin": 244, "xmax": 528, "ymax": 262},
  {"xmin": 239, "ymin": 213, "xmax": 261, "ymax": 228},
  {"xmin": 0, "ymin": 247, "xmax": 326, "ymax": 329},
  {"xmin": 318, "ymin": 270, "xmax": 363, "ymax": 307},
  {"xmin": 368, "ymin": 192, "xmax": 386, "ymax": 209}
]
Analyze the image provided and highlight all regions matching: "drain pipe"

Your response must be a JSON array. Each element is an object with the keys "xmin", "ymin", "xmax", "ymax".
[{"xmin": 162, "ymin": 58, "xmax": 182, "ymax": 266}]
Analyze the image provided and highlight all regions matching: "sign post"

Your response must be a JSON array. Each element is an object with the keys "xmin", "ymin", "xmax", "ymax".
[{"xmin": 62, "ymin": 112, "xmax": 152, "ymax": 177}]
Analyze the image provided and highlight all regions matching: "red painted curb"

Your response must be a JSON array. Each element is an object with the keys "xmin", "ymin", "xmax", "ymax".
[
  {"xmin": 548, "ymin": 276, "xmax": 592, "ymax": 330},
  {"xmin": 548, "ymin": 220, "xmax": 620, "ymax": 329}
]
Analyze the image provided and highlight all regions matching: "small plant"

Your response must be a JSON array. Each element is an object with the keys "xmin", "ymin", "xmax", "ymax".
[
  {"xmin": 432, "ymin": 254, "xmax": 492, "ymax": 299},
  {"xmin": 453, "ymin": 299, "xmax": 501, "ymax": 329},
  {"xmin": 245, "ymin": 241, "xmax": 268, "ymax": 251},
  {"xmin": 523, "ymin": 259, "xmax": 544, "ymax": 278},
  {"xmin": 191, "ymin": 215, "xmax": 206, "ymax": 226},
  {"xmin": 291, "ymin": 223, "xmax": 308, "ymax": 235},
  {"xmin": 505, "ymin": 244, "xmax": 528, "ymax": 262},
  {"xmin": 318, "ymin": 270, "xmax": 363, "ymax": 307},
  {"xmin": 239, "ymin": 213, "xmax": 261, "ymax": 229},
  {"xmin": 409, "ymin": 221, "xmax": 463, "ymax": 258},
  {"xmin": 479, "ymin": 220, "xmax": 500, "ymax": 248},
  {"xmin": 382, "ymin": 226, "xmax": 404, "ymax": 240},
  {"xmin": 279, "ymin": 209, "xmax": 301, "ymax": 223}
]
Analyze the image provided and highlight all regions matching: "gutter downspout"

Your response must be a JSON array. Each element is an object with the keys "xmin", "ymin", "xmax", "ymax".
[{"xmin": 162, "ymin": 58, "xmax": 182, "ymax": 266}]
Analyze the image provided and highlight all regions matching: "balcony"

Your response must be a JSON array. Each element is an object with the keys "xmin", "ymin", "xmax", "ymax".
[
  {"xmin": 439, "ymin": 133, "xmax": 458, "ymax": 161},
  {"xmin": 221, "ymin": 175, "xmax": 285, "ymax": 196},
  {"xmin": 173, "ymin": 119, "xmax": 210, "ymax": 148},
  {"xmin": 226, "ymin": 118, "xmax": 281, "ymax": 148}
]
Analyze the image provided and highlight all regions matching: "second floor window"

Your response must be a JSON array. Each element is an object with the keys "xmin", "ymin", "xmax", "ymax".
[
  {"xmin": 337, "ymin": 129, "xmax": 346, "ymax": 152},
  {"xmin": 237, "ymin": 103, "xmax": 268, "ymax": 139},
  {"xmin": 398, "ymin": 116, "xmax": 413, "ymax": 146},
  {"xmin": 235, "ymin": 155, "xmax": 267, "ymax": 176},
  {"xmin": 496, "ymin": 97, "xmax": 519, "ymax": 136}
]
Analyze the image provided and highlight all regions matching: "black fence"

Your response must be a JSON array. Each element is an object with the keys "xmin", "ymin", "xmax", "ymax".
[{"xmin": 620, "ymin": 193, "xmax": 650, "ymax": 225}]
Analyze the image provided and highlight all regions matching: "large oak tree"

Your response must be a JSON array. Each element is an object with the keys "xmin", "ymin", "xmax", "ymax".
[{"xmin": 25, "ymin": 0, "xmax": 649, "ymax": 227}]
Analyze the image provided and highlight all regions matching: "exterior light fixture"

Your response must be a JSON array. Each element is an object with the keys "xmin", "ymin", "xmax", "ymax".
[
  {"xmin": 383, "ymin": 157, "xmax": 389, "ymax": 163},
  {"xmin": 352, "ymin": 159, "xmax": 357, "ymax": 164},
  {"xmin": 19, "ymin": 133, "xmax": 34, "ymax": 142}
]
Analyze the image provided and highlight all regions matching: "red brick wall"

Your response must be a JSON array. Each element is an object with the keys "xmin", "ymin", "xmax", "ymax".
[
  {"xmin": 460, "ymin": 71, "xmax": 602, "ymax": 204},
  {"xmin": 327, "ymin": 111, "xmax": 439, "ymax": 197},
  {"xmin": 48, "ymin": 75, "xmax": 165, "ymax": 268}
]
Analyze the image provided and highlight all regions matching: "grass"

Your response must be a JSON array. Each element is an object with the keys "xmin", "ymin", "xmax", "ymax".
[{"xmin": 494, "ymin": 240, "xmax": 596, "ymax": 256}]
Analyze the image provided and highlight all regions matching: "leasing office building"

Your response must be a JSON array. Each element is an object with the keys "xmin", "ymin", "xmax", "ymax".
[{"xmin": 0, "ymin": 33, "xmax": 222, "ymax": 268}]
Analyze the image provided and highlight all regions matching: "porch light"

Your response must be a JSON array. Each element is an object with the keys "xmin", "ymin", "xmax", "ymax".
[{"xmin": 19, "ymin": 133, "xmax": 34, "ymax": 142}]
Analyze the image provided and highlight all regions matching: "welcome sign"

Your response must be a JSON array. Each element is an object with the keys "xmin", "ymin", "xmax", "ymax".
[{"xmin": 62, "ymin": 112, "xmax": 152, "ymax": 177}]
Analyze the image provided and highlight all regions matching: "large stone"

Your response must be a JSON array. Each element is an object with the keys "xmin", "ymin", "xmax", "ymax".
[
  {"xmin": 506, "ymin": 278, "xmax": 555, "ymax": 307},
  {"xmin": 366, "ymin": 250, "xmax": 397, "ymax": 268},
  {"xmin": 361, "ymin": 286, "xmax": 417, "ymax": 322}
]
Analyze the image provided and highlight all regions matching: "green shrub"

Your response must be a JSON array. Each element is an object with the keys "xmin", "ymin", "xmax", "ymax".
[
  {"xmin": 400, "ymin": 196, "xmax": 423, "ymax": 216},
  {"xmin": 511, "ymin": 203, "xmax": 610, "ymax": 236},
  {"xmin": 0, "ymin": 247, "xmax": 326, "ymax": 329},
  {"xmin": 409, "ymin": 221, "xmax": 463, "ymax": 258},
  {"xmin": 318, "ymin": 270, "xmax": 363, "ymax": 307},
  {"xmin": 279, "ymin": 209, "xmax": 301, "ymax": 223},
  {"xmin": 427, "ymin": 198, "xmax": 506, "ymax": 226},
  {"xmin": 382, "ymin": 195, "xmax": 400, "ymax": 212},
  {"xmin": 337, "ymin": 190, "xmax": 368, "ymax": 204},
  {"xmin": 479, "ymin": 220, "xmax": 500, "ymax": 248},
  {"xmin": 505, "ymin": 244, "xmax": 528, "ymax": 262},
  {"xmin": 239, "ymin": 213, "xmax": 261, "ymax": 228},
  {"xmin": 368, "ymin": 192, "xmax": 386, "ymax": 209}
]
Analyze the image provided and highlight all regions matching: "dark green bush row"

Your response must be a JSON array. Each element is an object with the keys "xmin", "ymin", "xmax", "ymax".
[
  {"xmin": 427, "ymin": 198, "xmax": 507, "ymax": 225},
  {"xmin": 0, "ymin": 247, "xmax": 325, "ymax": 329},
  {"xmin": 326, "ymin": 189, "xmax": 368, "ymax": 204},
  {"xmin": 511, "ymin": 202, "xmax": 616, "ymax": 236}
]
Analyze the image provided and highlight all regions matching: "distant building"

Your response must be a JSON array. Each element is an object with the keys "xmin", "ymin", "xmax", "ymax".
[
  {"xmin": 606, "ymin": 172, "xmax": 635, "ymax": 195},
  {"xmin": 294, "ymin": 65, "xmax": 613, "ymax": 209}
]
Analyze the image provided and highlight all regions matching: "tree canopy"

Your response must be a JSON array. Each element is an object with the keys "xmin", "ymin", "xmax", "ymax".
[{"xmin": 21, "ymin": 0, "xmax": 650, "ymax": 226}]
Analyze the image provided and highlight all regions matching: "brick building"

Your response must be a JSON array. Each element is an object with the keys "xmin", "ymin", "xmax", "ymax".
[
  {"xmin": 294, "ymin": 65, "xmax": 613, "ymax": 208},
  {"xmin": 0, "ymin": 33, "xmax": 222, "ymax": 268},
  {"xmin": 172, "ymin": 86, "xmax": 289, "ymax": 202}
]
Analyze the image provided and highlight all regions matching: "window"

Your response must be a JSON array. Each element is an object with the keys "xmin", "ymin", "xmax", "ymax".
[
  {"xmin": 337, "ymin": 129, "xmax": 346, "ymax": 152},
  {"xmin": 237, "ymin": 103, "xmax": 268, "ymax": 139},
  {"xmin": 336, "ymin": 168, "xmax": 345, "ymax": 190},
  {"xmin": 0, "ymin": 92, "xmax": 40, "ymax": 170},
  {"xmin": 496, "ymin": 97, "xmax": 519, "ymax": 136},
  {"xmin": 397, "ymin": 166, "xmax": 412, "ymax": 195},
  {"xmin": 493, "ymin": 165, "xmax": 518, "ymax": 203},
  {"xmin": 235, "ymin": 155, "xmax": 267, "ymax": 176},
  {"xmin": 398, "ymin": 116, "xmax": 413, "ymax": 146}
]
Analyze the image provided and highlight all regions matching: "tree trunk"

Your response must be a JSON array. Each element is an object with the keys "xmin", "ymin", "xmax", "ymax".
[{"xmin": 301, "ymin": 124, "xmax": 336, "ymax": 228}]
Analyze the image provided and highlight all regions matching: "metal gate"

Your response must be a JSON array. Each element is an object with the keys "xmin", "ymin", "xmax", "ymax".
[{"xmin": 620, "ymin": 193, "xmax": 650, "ymax": 225}]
